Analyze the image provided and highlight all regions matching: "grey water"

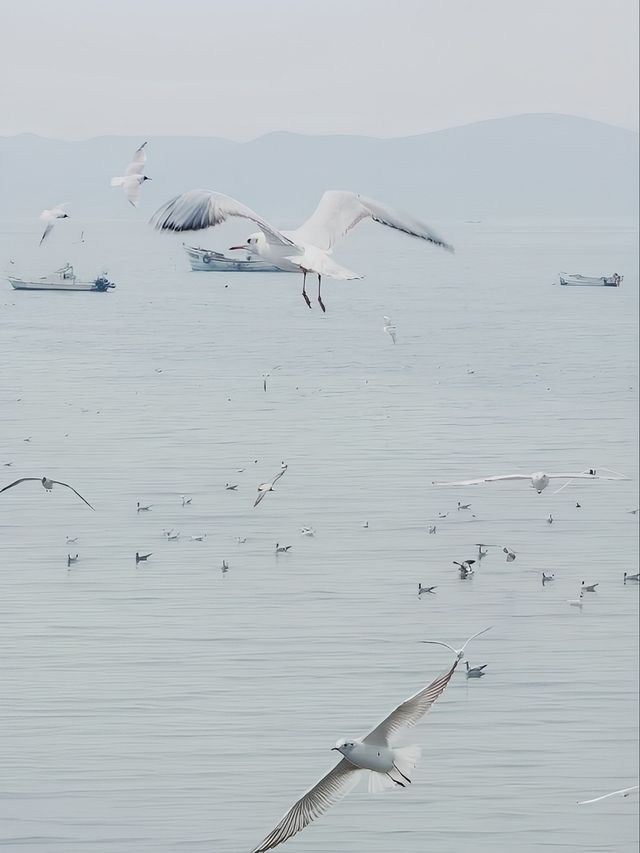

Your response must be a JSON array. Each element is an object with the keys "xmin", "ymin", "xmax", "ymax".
[{"xmin": 0, "ymin": 218, "xmax": 638, "ymax": 853}]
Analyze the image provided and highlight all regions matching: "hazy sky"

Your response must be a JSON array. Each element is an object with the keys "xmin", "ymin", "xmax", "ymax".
[{"xmin": 3, "ymin": 0, "xmax": 638, "ymax": 140}]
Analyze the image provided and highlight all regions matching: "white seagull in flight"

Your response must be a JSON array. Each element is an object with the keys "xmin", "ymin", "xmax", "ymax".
[
  {"xmin": 250, "ymin": 629, "xmax": 488, "ymax": 852},
  {"xmin": 0, "ymin": 476, "xmax": 94, "ymax": 509},
  {"xmin": 151, "ymin": 189, "xmax": 452, "ymax": 312},
  {"xmin": 254, "ymin": 465, "xmax": 288, "ymax": 507},
  {"xmin": 433, "ymin": 469, "xmax": 628, "ymax": 494},
  {"xmin": 39, "ymin": 204, "xmax": 70, "ymax": 245},
  {"xmin": 383, "ymin": 316, "xmax": 397, "ymax": 344},
  {"xmin": 111, "ymin": 142, "xmax": 152, "ymax": 207}
]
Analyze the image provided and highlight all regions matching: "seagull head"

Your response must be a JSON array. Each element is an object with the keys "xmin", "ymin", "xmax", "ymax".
[
  {"xmin": 332, "ymin": 739, "xmax": 356, "ymax": 755},
  {"xmin": 142, "ymin": 175, "xmax": 152, "ymax": 182},
  {"xmin": 229, "ymin": 232, "xmax": 261, "ymax": 254}
]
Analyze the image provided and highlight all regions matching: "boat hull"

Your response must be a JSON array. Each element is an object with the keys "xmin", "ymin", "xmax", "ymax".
[
  {"xmin": 183, "ymin": 244, "xmax": 293, "ymax": 273},
  {"xmin": 8, "ymin": 277, "xmax": 115, "ymax": 292}
]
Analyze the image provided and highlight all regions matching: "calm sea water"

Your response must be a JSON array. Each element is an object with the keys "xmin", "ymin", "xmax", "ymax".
[{"xmin": 0, "ymin": 218, "xmax": 638, "ymax": 853}]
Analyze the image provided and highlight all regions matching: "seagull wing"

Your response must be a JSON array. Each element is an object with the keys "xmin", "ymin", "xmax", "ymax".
[
  {"xmin": 150, "ymin": 189, "xmax": 295, "ymax": 248},
  {"xmin": 578, "ymin": 785, "xmax": 639, "ymax": 804},
  {"xmin": 272, "ymin": 466, "xmax": 287, "ymax": 485},
  {"xmin": 125, "ymin": 177, "xmax": 142, "ymax": 207},
  {"xmin": 250, "ymin": 758, "xmax": 361, "ymax": 853},
  {"xmin": 39, "ymin": 223, "xmax": 54, "ymax": 245},
  {"xmin": 433, "ymin": 474, "xmax": 531, "ymax": 486},
  {"xmin": 547, "ymin": 472, "xmax": 624, "ymax": 480},
  {"xmin": 51, "ymin": 480, "xmax": 95, "ymax": 510},
  {"xmin": 0, "ymin": 477, "xmax": 40, "ymax": 494},
  {"xmin": 290, "ymin": 190, "xmax": 453, "ymax": 254},
  {"xmin": 125, "ymin": 141, "xmax": 147, "ymax": 175},
  {"xmin": 363, "ymin": 658, "xmax": 459, "ymax": 746},
  {"xmin": 253, "ymin": 489, "xmax": 267, "ymax": 508}
]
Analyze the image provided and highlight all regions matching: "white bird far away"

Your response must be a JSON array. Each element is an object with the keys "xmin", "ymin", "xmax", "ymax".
[
  {"xmin": 383, "ymin": 316, "xmax": 397, "ymax": 344},
  {"xmin": 39, "ymin": 204, "xmax": 70, "ymax": 245},
  {"xmin": 433, "ymin": 469, "xmax": 629, "ymax": 494},
  {"xmin": 151, "ymin": 190, "xmax": 453, "ymax": 312},
  {"xmin": 254, "ymin": 464, "xmax": 288, "ymax": 507},
  {"xmin": 250, "ymin": 628, "xmax": 489, "ymax": 852},
  {"xmin": 111, "ymin": 142, "xmax": 152, "ymax": 207}
]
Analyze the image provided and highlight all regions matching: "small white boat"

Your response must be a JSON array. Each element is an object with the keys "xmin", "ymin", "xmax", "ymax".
[
  {"xmin": 8, "ymin": 264, "xmax": 115, "ymax": 292},
  {"xmin": 183, "ymin": 244, "xmax": 292, "ymax": 273},
  {"xmin": 559, "ymin": 272, "xmax": 622, "ymax": 287}
]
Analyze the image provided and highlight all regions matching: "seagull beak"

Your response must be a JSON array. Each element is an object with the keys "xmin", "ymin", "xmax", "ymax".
[
  {"xmin": 229, "ymin": 245, "xmax": 247, "ymax": 251},
  {"xmin": 331, "ymin": 747, "xmax": 340, "ymax": 752}
]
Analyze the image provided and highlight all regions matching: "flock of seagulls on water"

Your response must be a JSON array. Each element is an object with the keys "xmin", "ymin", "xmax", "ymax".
[{"xmin": 12, "ymin": 138, "xmax": 638, "ymax": 850}]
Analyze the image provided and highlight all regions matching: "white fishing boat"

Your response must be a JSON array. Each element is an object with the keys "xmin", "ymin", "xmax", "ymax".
[
  {"xmin": 8, "ymin": 264, "xmax": 115, "ymax": 292},
  {"xmin": 559, "ymin": 272, "xmax": 622, "ymax": 287},
  {"xmin": 183, "ymin": 244, "xmax": 292, "ymax": 273}
]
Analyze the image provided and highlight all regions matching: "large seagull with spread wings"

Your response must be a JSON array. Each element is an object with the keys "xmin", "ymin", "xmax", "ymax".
[
  {"xmin": 250, "ymin": 628, "xmax": 490, "ymax": 852},
  {"xmin": 151, "ymin": 189, "xmax": 452, "ymax": 311}
]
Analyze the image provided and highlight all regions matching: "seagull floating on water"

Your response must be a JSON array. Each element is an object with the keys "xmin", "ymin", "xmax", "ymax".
[
  {"xmin": 225, "ymin": 483, "xmax": 238, "ymax": 490},
  {"xmin": 137, "ymin": 502, "xmax": 152, "ymax": 512},
  {"xmin": 457, "ymin": 502, "xmax": 472, "ymax": 511},
  {"xmin": 542, "ymin": 572, "xmax": 555, "ymax": 584},
  {"xmin": 275, "ymin": 543, "xmax": 292, "ymax": 554},
  {"xmin": 623, "ymin": 572, "xmax": 639, "ymax": 584},
  {"xmin": 547, "ymin": 513, "xmax": 554, "ymax": 524},
  {"xmin": 465, "ymin": 661, "xmax": 487, "ymax": 678},
  {"xmin": 136, "ymin": 552, "xmax": 152, "ymax": 563},
  {"xmin": 39, "ymin": 204, "xmax": 70, "ymax": 245},
  {"xmin": 254, "ymin": 465, "xmax": 288, "ymax": 507},
  {"xmin": 435, "ymin": 469, "xmax": 628, "ymax": 494},
  {"xmin": 300, "ymin": 526, "xmax": 315, "ymax": 537},
  {"xmin": 181, "ymin": 495, "xmax": 192, "ymax": 506},
  {"xmin": 66, "ymin": 536, "xmax": 79, "ymax": 544},
  {"xmin": 151, "ymin": 189, "xmax": 453, "ymax": 312},
  {"xmin": 250, "ymin": 629, "xmax": 486, "ymax": 853},
  {"xmin": 67, "ymin": 554, "xmax": 78, "ymax": 567},
  {"xmin": 567, "ymin": 591, "xmax": 584, "ymax": 609},
  {"xmin": 0, "ymin": 476, "xmax": 94, "ymax": 509},
  {"xmin": 581, "ymin": 581, "xmax": 598, "ymax": 592},
  {"xmin": 111, "ymin": 142, "xmax": 151, "ymax": 207},
  {"xmin": 418, "ymin": 584, "xmax": 437, "ymax": 595},
  {"xmin": 221, "ymin": 559, "xmax": 229, "ymax": 575},
  {"xmin": 503, "ymin": 547, "xmax": 517, "ymax": 563},
  {"xmin": 428, "ymin": 525, "xmax": 437, "ymax": 534}
]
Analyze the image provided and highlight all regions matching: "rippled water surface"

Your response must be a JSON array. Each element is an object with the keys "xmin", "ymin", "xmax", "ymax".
[{"xmin": 0, "ymin": 219, "xmax": 638, "ymax": 853}]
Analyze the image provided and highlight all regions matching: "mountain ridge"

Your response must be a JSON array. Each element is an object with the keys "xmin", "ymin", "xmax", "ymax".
[{"xmin": 1, "ymin": 114, "xmax": 637, "ymax": 219}]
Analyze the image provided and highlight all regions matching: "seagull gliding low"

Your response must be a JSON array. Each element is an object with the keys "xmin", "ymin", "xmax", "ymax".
[{"xmin": 250, "ymin": 629, "xmax": 488, "ymax": 852}]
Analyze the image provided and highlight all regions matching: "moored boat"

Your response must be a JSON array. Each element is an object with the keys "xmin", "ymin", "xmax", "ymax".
[
  {"xmin": 559, "ymin": 272, "xmax": 622, "ymax": 287},
  {"xmin": 183, "ymin": 244, "xmax": 292, "ymax": 272},
  {"xmin": 8, "ymin": 264, "xmax": 115, "ymax": 292}
]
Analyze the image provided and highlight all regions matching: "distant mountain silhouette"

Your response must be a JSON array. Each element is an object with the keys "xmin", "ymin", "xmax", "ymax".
[{"xmin": 1, "ymin": 114, "xmax": 637, "ymax": 220}]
